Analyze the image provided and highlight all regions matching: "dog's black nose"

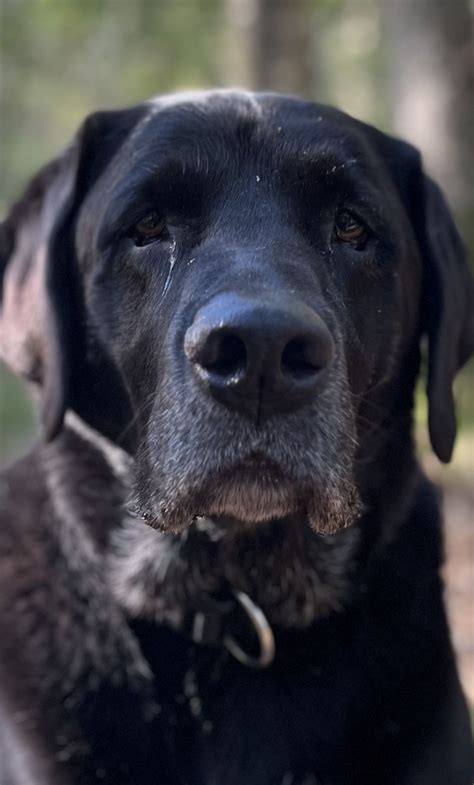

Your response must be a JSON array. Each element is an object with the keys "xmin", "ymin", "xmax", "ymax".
[{"xmin": 184, "ymin": 293, "xmax": 335, "ymax": 418}]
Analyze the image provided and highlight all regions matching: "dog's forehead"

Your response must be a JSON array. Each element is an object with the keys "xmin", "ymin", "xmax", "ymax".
[
  {"xmin": 126, "ymin": 89, "xmax": 366, "ymax": 161},
  {"xmin": 146, "ymin": 88, "xmax": 265, "ymax": 115}
]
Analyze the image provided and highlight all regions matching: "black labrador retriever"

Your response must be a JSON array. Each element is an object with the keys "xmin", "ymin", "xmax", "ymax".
[{"xmin": 0, "ymin": 90, "xmax": 472, "ymax": 785}]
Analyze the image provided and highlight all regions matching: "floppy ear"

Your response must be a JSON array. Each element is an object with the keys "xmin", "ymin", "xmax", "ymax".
[
  {"xmin": 365, "ymin": 127, "xmax": 474, "ymax": 462},
  {"xmin": 0, "ymin": 107, "xmax": 145, "ymax": 441},
  {"xmin": 418, "ymin": 175, "xmax": 474, "ymax": 462}
]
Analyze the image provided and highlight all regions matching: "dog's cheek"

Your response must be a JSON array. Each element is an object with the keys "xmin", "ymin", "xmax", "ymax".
[
  {"xmin": 79, "ymin": 270, "xmax": 160, "ymax": 429},
  {"xmin": 335, "ymin": 259, "xmax": 401, "ymax": 397}
]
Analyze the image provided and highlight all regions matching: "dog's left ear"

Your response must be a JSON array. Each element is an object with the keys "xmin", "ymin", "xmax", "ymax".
[
  {"xmin": 376, "ymin": 134, "xmax": 474, "ymax": 462},
  {"xmin": 416, "ymin": 174, "xmax": 474, "ymax": 462},
  {"xmin": 0, "ymin": 107, "xmax": 145, "ymax": 441}
]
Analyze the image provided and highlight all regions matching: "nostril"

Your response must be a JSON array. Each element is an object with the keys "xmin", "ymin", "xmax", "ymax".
[
  {"xmin": 202, "ymin": 332, "xmax": 247, "ymax": 378},
  {"xmin": 281, "ymin": 338, "xmax": 321, "ymax": 380}
]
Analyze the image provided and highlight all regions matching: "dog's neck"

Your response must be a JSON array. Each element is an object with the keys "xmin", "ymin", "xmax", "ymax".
[
  {"xmin": 53, "ymin": 414, "xmax": 359, "ymax": 637},
  {"xmin": 109, "ymin": 513, "xmax": 358, "ymax": 633}
]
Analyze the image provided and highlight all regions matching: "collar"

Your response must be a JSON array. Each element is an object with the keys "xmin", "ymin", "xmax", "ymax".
[{"xmin": 182, "ymin": 588, "xmax": 276, "ymax": 669}]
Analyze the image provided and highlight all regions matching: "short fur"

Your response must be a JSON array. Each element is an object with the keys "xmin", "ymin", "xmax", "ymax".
[{"xmin": 0, "ymin": 90, "xmax": 473, "ymax": 784}]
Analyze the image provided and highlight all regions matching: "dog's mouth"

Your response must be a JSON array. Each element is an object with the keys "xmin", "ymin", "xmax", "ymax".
[
  {"xmin": 193, "ymin": 457, "xmax": 304, "ymax": 525},
  {"xmin": 131, "ymin": 456, "xmax": 297, "ymax": 526},
  {"xmin": 130, "ymin": 450, "xmax": 362, "ymax": 535}
]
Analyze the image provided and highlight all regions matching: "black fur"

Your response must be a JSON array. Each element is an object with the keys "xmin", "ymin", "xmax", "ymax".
[{"xmin": 0, "ymin": 90, "xmax": 473, "ymax": 784}]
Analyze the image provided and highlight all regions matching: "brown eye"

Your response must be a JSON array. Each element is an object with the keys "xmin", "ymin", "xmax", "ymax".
[
  {"xmin": 133, "ymin": 211, "xmax": 168, "ymax": 246},
  {"xmin": 335, "ymin": 210, "xmax": 367, "ymax": 244}
]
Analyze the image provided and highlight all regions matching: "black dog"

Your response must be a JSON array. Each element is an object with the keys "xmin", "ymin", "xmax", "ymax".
[{"xmin": 0, "ymin": 90, "xmax": 472, "ymax": 785}]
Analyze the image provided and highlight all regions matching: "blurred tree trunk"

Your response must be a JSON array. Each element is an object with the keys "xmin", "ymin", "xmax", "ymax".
[
  {"xmin": 254, "ymin": 0, "xmax": 313, "ymax": 95},
  {"xmin": 382, "ymin": 0, "xmax": 473, "ymax": 237},
  {"xmin": 224, "ymin": 0, "xmax": 314, "ymax": 96}
]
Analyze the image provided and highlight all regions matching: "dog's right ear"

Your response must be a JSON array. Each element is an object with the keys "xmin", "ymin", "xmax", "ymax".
[{"xmin": 0, "ymin": 106, "xmax": 145, "ymax": 441}]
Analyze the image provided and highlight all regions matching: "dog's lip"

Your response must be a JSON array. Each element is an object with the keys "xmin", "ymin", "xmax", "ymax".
[
  {"xmin": 192, "ymin": 511, "xmax": 305, "ymax": 528},
  {"xmin": 126, "ymin": 454, "xmax": 305, "ymax": 526}
]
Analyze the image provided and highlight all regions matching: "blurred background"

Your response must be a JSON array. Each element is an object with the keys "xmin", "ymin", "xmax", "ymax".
[{"xmin": 0, "ymin": 0, "xmax": 472, "ymax": 699}]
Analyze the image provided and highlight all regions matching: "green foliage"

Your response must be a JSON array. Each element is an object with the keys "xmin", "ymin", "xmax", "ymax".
[
  {"xmin": 0, "ymin": 0, "xmax": 224, "ymax": 208},
  {"xmin": 0, "ymin": 364, "xmax": 35, "ymax": 463}
]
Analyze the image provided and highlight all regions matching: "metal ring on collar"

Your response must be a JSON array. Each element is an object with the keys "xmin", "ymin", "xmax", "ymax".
[{"xmin": 223, "ymin": 589, "xmax": 276, "ymax": 669}]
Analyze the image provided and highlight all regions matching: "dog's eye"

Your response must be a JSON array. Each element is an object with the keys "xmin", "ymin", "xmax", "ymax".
[
  {"xmin": 334, "ymin": 210, "xmax": 367, "ymax": 245},
  {"xmin": 132, "ymin": 212, "xmax": 169, "ymax": 246}
]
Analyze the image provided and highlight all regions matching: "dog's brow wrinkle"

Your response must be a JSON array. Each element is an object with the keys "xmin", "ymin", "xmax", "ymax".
[
  {"xmin": 137, "ymin": 163, "xmax": 157, "ymax": 176},
  {"xmin": 196, "ymin": 146, "xmax": 200, "ymax": 170}
]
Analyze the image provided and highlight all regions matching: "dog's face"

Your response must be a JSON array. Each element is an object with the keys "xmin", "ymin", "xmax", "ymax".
[{"xmin": 1, "ymin": 91, "xmax": 473, "ymax": 536}]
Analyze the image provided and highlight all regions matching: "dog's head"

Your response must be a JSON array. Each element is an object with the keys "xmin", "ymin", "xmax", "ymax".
[{"xmin": 1, "ymin": 91, "xmax": 473, "ymax": 534}]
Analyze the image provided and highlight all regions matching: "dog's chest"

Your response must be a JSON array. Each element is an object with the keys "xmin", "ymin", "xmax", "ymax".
[
  {"xmin": 171, "ymin": 668, "xmax": 338, "ymax": 785},
  {"xmin": 133, "ymin": 623, "xmax": 355, "ymax": 785}
]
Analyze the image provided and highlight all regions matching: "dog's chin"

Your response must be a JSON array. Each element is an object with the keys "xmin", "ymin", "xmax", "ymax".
[
  {"xmin": 132, "ymin": 471, "xmax": 362, "ymax": 536},
  {"xmin": 196, "ymin": 475, "xmax": 301, "ymax": 527},
  {"xmin": 133, "ymin": 478, "xmax": 294, "ymax": 532}
]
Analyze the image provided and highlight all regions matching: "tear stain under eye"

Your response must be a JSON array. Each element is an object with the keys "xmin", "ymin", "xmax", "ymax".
[{"xmin": 162, "ymin": 240, "xmax": 178, "ymax": 296}]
